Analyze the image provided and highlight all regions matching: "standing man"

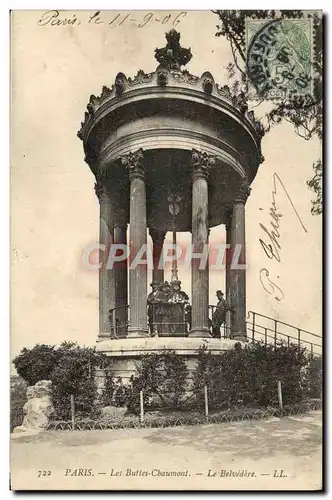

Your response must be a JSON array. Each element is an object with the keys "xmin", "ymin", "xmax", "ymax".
[{"xmin": 212, "ymin": 290, "xmax": 230, "ymax": 338}]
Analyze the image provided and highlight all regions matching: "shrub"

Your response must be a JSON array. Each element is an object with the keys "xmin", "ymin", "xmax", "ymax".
[
  {"xmin": 305, "ymin": 355, "xmax": 322, "ymax": 399},
  {"xmin": 10, "ymin": 375, "xmax": 27, "ymax": 410},
  {"xmin": 125, "ymin": 351, "xmax": 188, "ymax": 414},
  {"xmin": 192, "ymin": 342, "xmax": 315, "ymax": 409},
  {"xmin": 13, "ymin": 342, "xmax": 109, "ymax": 419},
  {"xmin": 102, "ymin": 372, "xmax": 115, "ymax": 407},
  {"xmin": 13, "ymin": 341, "xmax": 321, "ymax": 419},
  {"xmin": 51, "ymin": 344, "xmax": 109, "ymax": 419},
  {"xmin": 13, "ymin": 344, "xmax": 59, "ymax": 385},
  {"xmin": 101, "ymin": 375, "xmax": 130, "ymax": 408}
]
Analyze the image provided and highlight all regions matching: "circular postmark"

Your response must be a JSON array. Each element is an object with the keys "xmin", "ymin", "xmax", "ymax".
[{"xmin": 247, "ymin": 19, "xmax": 312, "ymax": 99}]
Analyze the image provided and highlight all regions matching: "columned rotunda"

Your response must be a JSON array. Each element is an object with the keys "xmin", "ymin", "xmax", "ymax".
[{"xmin": 78, "ymin": 30, "xmax": 264, "ymax": 380}]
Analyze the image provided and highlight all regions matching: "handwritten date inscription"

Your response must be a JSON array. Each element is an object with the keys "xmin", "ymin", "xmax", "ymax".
[
  {"xmin": 259, "ymin": 173, "xmax": 307, "ymax": 301},
  {"xmin": 37, "ymin": 10, "xmax": 187, "ymax": 29}
]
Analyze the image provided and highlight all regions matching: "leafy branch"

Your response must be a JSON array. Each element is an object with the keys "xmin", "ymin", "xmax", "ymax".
[{"xmin": 213, "ymin": 10, "xmax": 323, "ymax": 214}]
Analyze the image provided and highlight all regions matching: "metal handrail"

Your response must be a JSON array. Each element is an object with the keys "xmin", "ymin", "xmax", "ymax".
[
  {"xmin": 246, "ymin": 325, "xmax": 322, "ymax": 355},
  {"xmin": 246, "ymin": 321, "xmax": 322, "ymax": 347},
  {"xmin": 208, "ymin": 304, "xmax": 231, "ymax": 338},
  {"xmin": 108, "ymin": 304, "xmax": 232, "ymax": 338},
  {"xmin": 246, "ymin": 316, "xmax": 322, "ymax": 357},
  {"xmin": 107, "ymin": 306, "xmax": 322, "ymax": 352},
  {"xmin": 247, "ymin": 310, "xmax": 322, "ymax": 356},
  {"xmin": 109, "ymin": 305, "xmax": 129, "ymax": 312},
  {"xmin": 247, "ymin": 310, "xmax": 321, "ymax": 339},
  {"xmin": 109, "ymin": 305, "xmax": 130, "ymax": 338}
]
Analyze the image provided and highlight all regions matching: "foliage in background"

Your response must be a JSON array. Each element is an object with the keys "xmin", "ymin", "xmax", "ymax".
[
  {"xmin": 101, "ymin": 374, "xmax": 129, "ymax": 408},
  {"xmin": 50, "ymin": 343, "xmax": 108, "ymax": 419},
  {"xmin": 213, "ymin": 10, "xmax": 323, "ymax": 215},
  {"xmin": 102, "ymin": 372, "xmax": 116, "ymax": 407},
  {"xmin": 304, "ymin": 354, "xmax": 322, "ymax": 399},
  {"xmin": 13, "ymin": 344, "xmax": 59, "ymax": 385},
  {"xmin": 125, "ymin": 351, "xmax": 188, "ymax": 414},
  {"xmin": 13, "ymin": 342, "xmax": 321, "ymax": 419},
  {"xmin": 13, "ymin": 342, "xmax": 109, "ymax": 419},
  {"xmin": 192, "ymin": 342, "xmax": 318, "ymax": 409},
  {"xmin": 97, "ymin": 345, "xmax": 322, "ymax": 415},
  {"xmin": 307, "ymin": 159, "xmax": 323, "ymax": 216},
  {"xmin": 10, "ymin": 375, "xmax": 27, "ymax": 410}
]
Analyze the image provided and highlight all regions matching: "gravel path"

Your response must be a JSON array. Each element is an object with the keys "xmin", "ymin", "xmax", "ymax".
[{"xmin": 11, "ymin": 410, "xmax": 322, "ymax": 491}]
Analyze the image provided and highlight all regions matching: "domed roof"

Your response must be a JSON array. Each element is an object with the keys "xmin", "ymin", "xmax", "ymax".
[{"xmin": 77, "ymin": 30, "xmax": 265, "ymax": 147}]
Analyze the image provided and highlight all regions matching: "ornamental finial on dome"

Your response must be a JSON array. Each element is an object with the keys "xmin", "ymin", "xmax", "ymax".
[{"xmin": 155, "ymin": 30, "xmax": 192, "ymax": 71}]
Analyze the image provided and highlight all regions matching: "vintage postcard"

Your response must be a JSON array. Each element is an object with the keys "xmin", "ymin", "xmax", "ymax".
[{"xmin": 10, "ymin": 9, "xmax": 323, "ymax": 491}]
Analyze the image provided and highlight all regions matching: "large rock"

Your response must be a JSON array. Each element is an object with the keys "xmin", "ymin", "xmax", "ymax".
[{"xmin": 13, "ymin": 380, "xmax": 54, "ymax": 433}]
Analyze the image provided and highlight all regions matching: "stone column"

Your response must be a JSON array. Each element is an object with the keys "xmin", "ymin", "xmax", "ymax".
[
  {"xmin": 114, "ymin": 220, "xmax": 128, "ymax": 337},
  {"xmin": 225, "ymin": 213, "xmax": 231, "ymax": 338},
  {"xmin": 149, "ymin": 228, "xmax": 166, "ymax": 284},
  {"xmin": 189, "ymin": 150, "xmax": 215, "ymax": 338},
  {"xmin": 95, "ymin": 181, "xmax": 115, "ymax": 338},
  {"xmin": 122, "ymin": 149, "xmax": 148, "ymax": 337},
  {"xmin": 229, "ymin": 178, "xmax": 251, "ymax": 340}
]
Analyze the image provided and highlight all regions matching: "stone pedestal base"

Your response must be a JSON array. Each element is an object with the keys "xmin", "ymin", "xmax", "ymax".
[
  {"xmin": 188, "ymin": 328, "xmax": 211, "ymax": 338},
  {"xmin": 127, "ymin": 329, "xmax": 149, "ymax": 338},
  {"xmin": 231, "ymin": 333, "xmax": 248, "ymax": 342},
  {"xmin": 95, "ymin": 336, "xmax": 245, "ymax": 383},
  {"xmin": 98, "ymin": 332, "xmax": 112, "ymax": 339}
]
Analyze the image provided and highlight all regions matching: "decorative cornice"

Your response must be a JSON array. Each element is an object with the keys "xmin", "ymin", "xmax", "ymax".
[
  {"xmin": 245, "ymin": 110, "xmax": 265, "ymax": 139},
  {"xmin": 121, "ymin": 148, "xmax": 145, "ymax": 181},
  {"xmin": 99, "ymin": 128, "xmax": 246, "ymax": 178},
  {"xmin": 235, "ymin": 178, "xmax": 251, "ymax": 204},
  {"xmin": 115, "ymin": 72, "xmax": 126, "ymax": 96},
  {"xmin": 77, "ymin": 30, "xmax": 265, "ymax": 160},
  {"xmin": 191, "ymin": 149, "xmax": 216, "ymax": 181},
  {"xmin": 77, "ymin": 75, "xmax": 264, "ymax": 147},
  {"xmin": 201, "ymin": 71, "xmax": 214, "ymax": 95},
  {"xmin": 156, "ymin": 69, "xmax": 168, "ymax": 87},
  {"xmin": 128, "ymin": 69, "xmax": 154, "ymax": 86}
]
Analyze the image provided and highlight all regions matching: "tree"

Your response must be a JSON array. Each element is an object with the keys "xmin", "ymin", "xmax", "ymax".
[
  {"xmin": 307, "ymin": 159, "xmax": 322, "ymax": 216},
  {"xmin": 13, "ymin": 342, "xmax": 110, "ymax": 419},
  {"xmin": 51, "ymin": 343, "xmax": 109, "ymax": 418},
  {"xmin": 213, "ymin": 10, "xmax": 323, "ymax": 215},
  {"xmin": 13, "ymin": 344, "xmax": 59, "ymax": 385},
  {"xmin": 10, "ymin": 375, "xmax": 27, "ymax": 409}
]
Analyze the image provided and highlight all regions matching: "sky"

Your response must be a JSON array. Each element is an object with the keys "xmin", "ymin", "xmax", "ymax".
[{"xmin": 11, "ymin": 10, "xmax": 322, "ymax": 358}]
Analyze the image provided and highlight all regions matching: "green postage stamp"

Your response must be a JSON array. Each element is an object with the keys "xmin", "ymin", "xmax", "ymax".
[{"xmin": 246, "ymin": 17, "xmax": 313, "ymax": 100}]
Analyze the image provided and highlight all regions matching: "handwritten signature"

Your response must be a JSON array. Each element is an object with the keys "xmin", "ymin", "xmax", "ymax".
[
  {"xmin": 37, "ymin": 10, "xmax": 187, "ymax": 29},
  {"xmin": 259, "ymin": 173, "xmax": 307, "ymax": 301},
  {"xmin": 260, "ymin": 268, "xmax": 284, "ymax": 302}
]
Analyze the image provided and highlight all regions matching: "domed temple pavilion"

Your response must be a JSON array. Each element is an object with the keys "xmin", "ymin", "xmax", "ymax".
[{"xmin": 78, "ymin": 30, "xmax": 264, "ymax": 380}]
